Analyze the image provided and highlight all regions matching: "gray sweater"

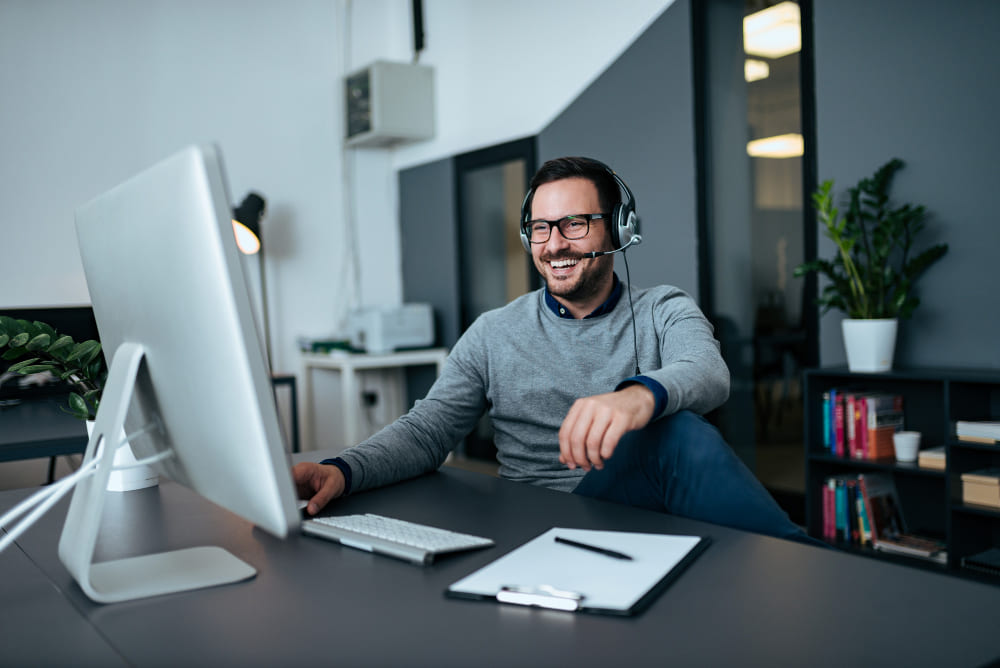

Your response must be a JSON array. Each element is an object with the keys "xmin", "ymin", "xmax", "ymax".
[{"xmin": 338, "ymin": 284, "xmax": 730, "ymax": 494}]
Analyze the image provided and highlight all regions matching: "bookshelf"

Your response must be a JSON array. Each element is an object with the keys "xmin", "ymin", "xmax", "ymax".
[{"xmin": 804, "ymin": 367, "xmax": 1000, "ymax": 581}]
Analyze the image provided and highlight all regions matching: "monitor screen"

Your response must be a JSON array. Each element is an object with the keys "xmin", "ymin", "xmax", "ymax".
[{"xmin": 60, "ymin": 145, "xmax": 299, "ymax": 603}]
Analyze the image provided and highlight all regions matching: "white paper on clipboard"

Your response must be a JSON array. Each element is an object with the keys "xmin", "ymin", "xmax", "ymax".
[{"xmin": 446, "ymin": 527, "xmax": 707, "ymax": 615}]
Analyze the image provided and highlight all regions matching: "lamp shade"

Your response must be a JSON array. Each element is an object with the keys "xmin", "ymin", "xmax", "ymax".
[{"xmin": 232, "ymin": 192, "xmax": 266, "ymax": 255}]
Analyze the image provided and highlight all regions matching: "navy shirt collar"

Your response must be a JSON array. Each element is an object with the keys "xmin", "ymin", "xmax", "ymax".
[{"xmin": 544, "ymin": 273, "xmax": 622, "ymax": 319}]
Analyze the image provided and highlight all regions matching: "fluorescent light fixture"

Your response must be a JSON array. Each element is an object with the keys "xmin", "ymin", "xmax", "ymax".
[
  {"xmin": 747, "ymin": 133, "xmax": 804, "ymax": 158},
  {"xmin": 744, "ymin": 1, "xmax": 801, "ymax": 59},
  {"xmin": 745, "ymin": 59, "xmax": 770, "ymax": 82}
]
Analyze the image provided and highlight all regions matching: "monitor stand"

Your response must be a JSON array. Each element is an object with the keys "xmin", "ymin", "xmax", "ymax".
[{"xmin": 58, "ymin": 342, "xmax": 257, "ymax": 603}]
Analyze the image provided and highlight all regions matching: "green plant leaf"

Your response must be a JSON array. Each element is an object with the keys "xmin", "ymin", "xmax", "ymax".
[
  {"xmin": 47, "ymin": 335, "xmax": 74, "ymax": 353},
  {"xmin": 67, "ymin": 393, "xmax": 90, "ymax": 421},
  {"xmin": 14, "ymin": 364, "xmax": 58, "ymax": 375},
  {"xmin": 25, "ymin": 333, "xmax": 51, "ymax": 351},
  {"xmin": 797, "ymin": 158, "xmax": 948, "ymax": 320},
  {"xmin": 2, "ymin": 348, "xmax": 28, "ymax": 361},
  {"xmin": 34, "ymin": 321, "xmax": 57, "ymax": 339},
  {"xmin": 0, "ymin": 333, "xmax": 9, "ymax": 347},
  {"xmin": 7, "ymin": 357, "xmax": 41, "ymax": 372},
  {"xmin": 66, "ymin": 340, "xmax": 101, "ymax": 363},
  {"xmin": 9, "ymin": 332, "xmax": 29, "ymax": 348}
]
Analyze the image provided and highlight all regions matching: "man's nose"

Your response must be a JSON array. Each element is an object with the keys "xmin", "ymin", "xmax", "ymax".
[{"xmin": 543, "ymin": 226, "xmax": 571, "ymax": 253}]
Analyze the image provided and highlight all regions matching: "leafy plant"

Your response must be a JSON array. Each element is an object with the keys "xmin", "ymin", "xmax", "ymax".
[
  {"xmin": 794, "ymin": 158, "xmax": 949, "ymax": 319},
  {"xmin": 0, "ymin": 315, "xmax": 106, "ymax": 420}
]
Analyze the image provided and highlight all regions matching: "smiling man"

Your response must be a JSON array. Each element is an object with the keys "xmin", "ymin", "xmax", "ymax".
[{"xmin": 294, "ymin": 156, "xmax": 814, "ymax": 545}]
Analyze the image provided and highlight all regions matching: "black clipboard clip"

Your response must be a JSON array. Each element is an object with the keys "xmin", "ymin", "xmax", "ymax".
[{"xmin": 497, "ymin": 584, "xmax": 585, "ymax": 611}]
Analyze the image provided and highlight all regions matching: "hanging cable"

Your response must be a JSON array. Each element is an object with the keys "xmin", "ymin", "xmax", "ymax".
[{"xmin": 622, "ymin": 250, "xmax": 641, "ymax": 376}]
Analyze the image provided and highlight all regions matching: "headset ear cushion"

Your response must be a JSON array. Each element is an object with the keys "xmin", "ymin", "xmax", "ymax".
[
  {"xmin": 609, "ymin": 203, "xmax": 624, "ymax": 248},
  {"xmin": 618, "ymin": 209, "xmax": 637, "ymax": 246},
  {"xmin": 520, "ymin": 225, "xmax": 531, "ymax": 252}
]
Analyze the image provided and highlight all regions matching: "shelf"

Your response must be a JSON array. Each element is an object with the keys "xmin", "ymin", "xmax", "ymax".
[
  {"xmin": 808, "ymin": 452, "xmax": 946, "ymax": 477},
  {"xmin": 804, "ymin": 367, "xmax": 1000, "ymax": 584},
  {"xmin": 953, "ymin": 502, "xmax": 1000, "ymax": 518}
]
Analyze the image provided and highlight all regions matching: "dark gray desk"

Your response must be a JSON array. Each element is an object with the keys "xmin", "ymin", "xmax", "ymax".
[
  {"xmin": 3, "ymin": 463, "xmax": 1000, "ymax": 666},
  {"xmin": 0, "ymin": 397, "xmax": 88, "ymax": 483},
  {"xmin": 0, "ymin": 397, "xmax": 88, "ymax": 462}
]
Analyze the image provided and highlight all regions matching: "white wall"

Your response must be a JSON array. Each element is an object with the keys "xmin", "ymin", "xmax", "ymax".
[
  {"xmin": 1, "ymin": 0, "xmax": 347, "ymax": 376},
  {"xmin": 348, "ymin": 0, "xmax": 673, "ymax": 312},
  {"xmin": 1, "ymin": 0, "xmax": 671, "ymax": 447}
]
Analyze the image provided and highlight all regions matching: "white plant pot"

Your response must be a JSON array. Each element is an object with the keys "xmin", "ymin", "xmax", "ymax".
[
  {"xmin": 841, "ymin": 318, "xmax": 898, "ymax": 373},
  {"xmin": 86, "ymin": 420, "xmax": 159, "ymax": 491}
]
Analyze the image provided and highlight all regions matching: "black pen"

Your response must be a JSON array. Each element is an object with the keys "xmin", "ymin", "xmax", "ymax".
[{"xmin": 555, "ymin": 536, "xmax": 633, "ymax": 561}]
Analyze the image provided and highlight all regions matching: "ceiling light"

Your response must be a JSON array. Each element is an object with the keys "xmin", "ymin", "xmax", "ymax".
[
  {"xmin": 747, "ymin": 133, "xmax": 803, "ymax": 158},
  {"xmin": 744, "ymin": 1, "xmax": 801, "ymax": 59},
  {"xmin": 745, "ymin": 59, "xmax": 770, "ymax": 82}
]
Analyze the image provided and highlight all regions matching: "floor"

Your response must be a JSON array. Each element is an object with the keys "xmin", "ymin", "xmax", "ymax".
[{"xmin": 0, "ymin": 456, "xmax": 79, "ymax": 491}]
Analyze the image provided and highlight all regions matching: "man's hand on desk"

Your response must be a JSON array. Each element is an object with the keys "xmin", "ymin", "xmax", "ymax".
[{"xmin": 292, "ymin": 462, "xmax": 344, "ymax": 515}]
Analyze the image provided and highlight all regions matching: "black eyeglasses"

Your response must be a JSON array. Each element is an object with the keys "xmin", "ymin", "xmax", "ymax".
[{"xmin": 523, "ymin": 213, "xmax": 609, "ymax": 244}]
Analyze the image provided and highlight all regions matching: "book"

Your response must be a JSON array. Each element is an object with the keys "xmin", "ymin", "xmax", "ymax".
[
  {"xmin": 822, "ymin": 391, "xmax": 831, "ymax": 453},
  {"xmin": 864, "ymin": 393, "xmax": 904, "ymax": 460},
  {"xmin": 833, "ymin": 391, "xmax": 846, "ymax": 457},
  {"xmin": 822, "ymin": 477, "xmax": 836, "ymax": 541},
  {"xmin": 846, "ymin": 393, "xmax": 859, "ymax": 458},
  {"xmin": 875, "ymin": 535, "xmax": 947, "ymax": 564},
  {"xmin": 961, "ymin": 468, "xmax": 1000, "ymax": 508},
  {"xmin": 961, "ymin": 547, "xmax": 1000, "ymax": 578},
  {"xmin": 825, "ymin": 474, "xmax": 865, "ymax": 545},
  {"xmin": 956, "ymin": 420, "xmax": 1000, "ymax": 441},
  {"xmin": 857, "ymin": 473, "xmax": 946, "ymax": 561},
  {"xmin": 957, "ymin": 434, "xmax": 1000, "ymax": 444},
  {"xmin": 917, "ymin": 445, "xmax": 946, "ymax": 470}
]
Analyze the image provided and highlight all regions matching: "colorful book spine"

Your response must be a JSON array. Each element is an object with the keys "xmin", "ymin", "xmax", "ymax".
[
  {"xmin": 823, "ymin": 478, "xmax": 836, "ymax": 541},
  {"xmin": 857, "ymin": 395, "xmax": 869, "ymax": 459},
  {"xmin": 834, "ymin": 392, "xmax": 846, "ymax": 458},
  {"xmin": 822, "ymin": 391, "xmax": 831, "ymax": 453},
  {"xmin": 846, "ymin": 394, "xmax": 858, "ymax": 458},
  {"xmin": 865, "ymin": 393, "xmax": 904, "ymax": 459}
]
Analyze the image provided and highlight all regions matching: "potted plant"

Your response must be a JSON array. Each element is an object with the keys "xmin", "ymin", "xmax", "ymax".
[
  {"xmin": 0, "ymin": 315, "xmax": 156, "ymax": 489},
  {"xmin": 793, "ymin": 158, "xmax": 949, "ymax": 372},
  {"xmin": 0, "ymin": 316, "xmax": 106, "ymax": 419}
]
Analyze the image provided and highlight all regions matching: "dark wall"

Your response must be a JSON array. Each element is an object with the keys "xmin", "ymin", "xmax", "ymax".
[
  {"xmin": 813, "ymin": 0, "xmax": 1000, "ymax": 368},
  {"xmin": 399, "ymin": 157, "xmax": 459, "ymax": 406},
  {"xmin": 399, "ymin": 156, "xmax": 460, "ymax": 348},
  {"xmin": 538, "ymin": 0, "xmax": 699, "ymax": 297}
]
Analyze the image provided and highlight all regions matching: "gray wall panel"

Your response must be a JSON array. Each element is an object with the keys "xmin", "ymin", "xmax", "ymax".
[
  {"xmin": 399, "ymin": 157, "xmax": 460, "ymax": 348},
  {"xmin": 813, "ymin": 0, "xmax": 1000, "ymax": 369},
  {"xmin": 538, "ymin": 1, "xmax": 700, "ymax": 299}
]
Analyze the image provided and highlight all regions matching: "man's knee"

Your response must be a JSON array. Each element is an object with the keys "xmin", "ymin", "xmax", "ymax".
[{"xmin": 626, "ymin": 410, "xmax": 731, "ymax": 469}]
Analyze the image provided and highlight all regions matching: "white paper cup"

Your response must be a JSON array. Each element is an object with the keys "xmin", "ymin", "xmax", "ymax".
[{"xmin": 893, "ymin": 431, "xmax": 921, "ymax": 462}]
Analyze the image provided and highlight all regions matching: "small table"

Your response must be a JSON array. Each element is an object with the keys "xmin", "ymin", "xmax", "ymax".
[
  {"xmin": 298, "ymin": 348, "xmax": 448, "ymax": 451},
  {"xmin": 0, "ymin": 397, "xmax": 88, "ymax": 483}
]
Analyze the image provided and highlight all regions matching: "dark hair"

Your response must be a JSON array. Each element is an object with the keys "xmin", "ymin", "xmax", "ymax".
[{"xmin": 526, "ymin": 157, "xmax": 622, "ymax": 215}]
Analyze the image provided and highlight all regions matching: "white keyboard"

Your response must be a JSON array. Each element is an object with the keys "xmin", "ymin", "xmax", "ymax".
[{"xmin": 301, "ymin": 513, "xmax": 494, "ymax": 565}]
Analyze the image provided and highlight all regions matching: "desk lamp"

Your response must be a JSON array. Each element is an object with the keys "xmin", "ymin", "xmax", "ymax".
[{"xmin": 232, "ymin": 192, "xmax": 272, "ymax": 367}]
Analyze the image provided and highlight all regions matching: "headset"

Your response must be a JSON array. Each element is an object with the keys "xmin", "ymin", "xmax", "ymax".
[{"xmin": 519, "ymin": 160, "xmax": 641, "ymax": 255}]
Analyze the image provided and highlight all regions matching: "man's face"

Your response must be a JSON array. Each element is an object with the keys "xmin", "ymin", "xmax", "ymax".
[{"xmin": 528, "ymin": 177, "xmax": 615, "ymax": 307}]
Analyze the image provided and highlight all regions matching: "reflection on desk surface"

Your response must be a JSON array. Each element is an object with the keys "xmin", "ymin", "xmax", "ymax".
[{"xmin": 0, "ymin": 396, "xmax": 88, "ymax": 454}]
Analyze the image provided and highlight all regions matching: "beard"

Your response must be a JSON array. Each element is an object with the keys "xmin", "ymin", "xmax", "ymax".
[{"xmin": 536, "ymin": 252, "xmax": 614, "ymax": 304}]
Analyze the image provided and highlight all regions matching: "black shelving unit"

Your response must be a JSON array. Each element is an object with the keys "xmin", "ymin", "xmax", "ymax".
[{"xmin": 804, "ymin": 367, "xmax": 1000, "ymax": 581}]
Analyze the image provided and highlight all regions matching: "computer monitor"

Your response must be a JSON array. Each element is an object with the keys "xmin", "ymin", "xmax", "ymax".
[{"xmin": 60, "ymin": 145, "xmax": 299, "ymax": 603}]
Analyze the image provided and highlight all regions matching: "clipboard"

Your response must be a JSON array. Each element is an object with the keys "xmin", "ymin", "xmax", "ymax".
[{"xmin": 445, "ymin": 528, "xmax": 709, "ymax": 616}]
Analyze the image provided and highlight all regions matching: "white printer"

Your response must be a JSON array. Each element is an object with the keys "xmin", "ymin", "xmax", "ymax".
[{"xmin": 347, "ymin": 303, "xmax": 435, "ymax": 354}]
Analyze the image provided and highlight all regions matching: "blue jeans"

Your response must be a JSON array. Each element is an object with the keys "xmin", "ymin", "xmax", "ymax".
[{"xmin": 573, "ymin": 410, "xmax": 817, "ymax": 545}]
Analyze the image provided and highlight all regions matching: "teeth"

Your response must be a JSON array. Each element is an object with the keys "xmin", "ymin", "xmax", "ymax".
[{"xmin": 550, "ymin": 259, "xmax": 578, "ymax": 268}]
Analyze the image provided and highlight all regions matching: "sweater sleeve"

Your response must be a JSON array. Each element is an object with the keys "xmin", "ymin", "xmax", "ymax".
[
  {"xmin": 336, "ymin": 323, "xmax": 490, "ymax": 494},
  {"xmin": 637, "ymin": 289, "xmax": 730, "ymax": 419}
]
